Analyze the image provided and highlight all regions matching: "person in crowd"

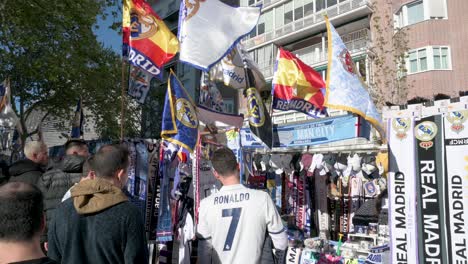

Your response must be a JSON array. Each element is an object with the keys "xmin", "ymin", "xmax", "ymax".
[
  {"xmin": 37, "ymin": 139, "xmax": 89, "ymax": 250},
  {"xmin": 47, "ymin": 144, "xmax": 148, "ymax": 264},
  {"xmin": 61, "ymin": 156, "xmax": 95, "ymax": 202},
  {"xmin": 0, "ymin": 160, "xmax": 10, "ymax": 185},
  {"xmin": 0, "ymin": 182, "xmax": 57, "ymax": 264},
  {"xmin": 197, "ymin": 148, "xmax": 288, "ymax": 263},
  {"xmin": 8, "ymin": 141, "xmax": 48, "ymax": 185}
]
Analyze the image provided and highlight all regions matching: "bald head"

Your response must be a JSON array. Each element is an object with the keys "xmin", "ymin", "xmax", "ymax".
[
  {"xmin": 24, "ymin": 141, "xmax": 48, "ymax": 166},
  {"xmin": 0, "ymin": 182, "xmax": 44, "ymax": 242}
]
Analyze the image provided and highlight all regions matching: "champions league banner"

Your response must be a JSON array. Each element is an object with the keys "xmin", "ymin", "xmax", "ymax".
[
  {"xmin": 388, "ymin": 117, "xmax": 418, "ymax": 264},
  {"xmin": 443, "ymin": 110, "xmax": 468, "ymax": 264},
  {"xmin": 414, "ymin": 115, "xmax": 449, "ymax": 264}
]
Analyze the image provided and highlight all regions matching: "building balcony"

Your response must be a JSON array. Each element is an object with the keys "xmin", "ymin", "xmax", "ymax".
[
  {"xmin": 257, "ymin": 28, "xmax": 370, "ymax": 79},
  {"xmin": 243, "ymin": 0, "xmax": 372, "ymax": 51}
]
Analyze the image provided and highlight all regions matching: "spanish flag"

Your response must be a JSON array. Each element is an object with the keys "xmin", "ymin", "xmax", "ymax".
[
  {"xmin": 272, "ymin": 48, "xmax": 327, "ymax": 118},
  {"xmin": 123, "ymin": 0, "xmax": 179, "ymax": 77}
]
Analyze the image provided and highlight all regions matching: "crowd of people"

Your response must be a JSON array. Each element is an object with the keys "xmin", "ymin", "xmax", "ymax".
[{"xmin": 0, "ymin": 140, "xmax": 288, "ymax": 263}]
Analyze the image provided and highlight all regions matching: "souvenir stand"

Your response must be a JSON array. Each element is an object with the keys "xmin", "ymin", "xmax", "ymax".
[
  {"xmin": 240, "ymin": 113, "xmax": 390, "ymax": 263},
  {"xmin": 384, "ymin": 96, "xmax": 468, "ymax": 264}
]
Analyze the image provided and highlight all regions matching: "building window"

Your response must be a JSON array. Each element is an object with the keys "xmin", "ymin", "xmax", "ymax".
[
  {"xmin": 304, "ymin": 0, "xmax": 314, "ymax": 17},
  {"xmin": 433, "ymin": 47, "xmax": 449, "ymax": 69},
  {"xmin": 264, "ymin": 10, "xmax": 273, "ymax": 33},
  {"xmin": 284, "ymin": 2, "xmax": 293, "ymax": 24},
  {"xmin": 294, "ymin": 0, "xmax": 303, "ymax": 20},
  {"xmin": 327, "ymin": 0, "xmax": 337, "ymax": 8},
  {"xmin": 407, "ymin": 46, "xmax": 451, "ymax": 74},
  {"xmin": 316, "ymin": 0, "xmax": 325, "ymax": 12},
  {"xmin": 275, "ymin": 6, "xmax": 284, "ymax": 28},
  {"xmin": 248, "ymin": 0, "xmax": 255, "ymax": 6},
  {"xmin": 407, "ymin": 1, "xmax": 424, "ymax": 25},
  {"xmin": 224, "ymin": 99, "xmax": 235, "ymax": 114},
  {"xmin": 395, "ymin": 0, "xmax": 447, "ymax": 28}
]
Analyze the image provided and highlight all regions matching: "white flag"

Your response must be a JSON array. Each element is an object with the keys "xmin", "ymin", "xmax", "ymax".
[
  {"xmin": 0, "ymin": 79, "xmax": 18, "ymax": 128},
  {"xmin": 209, "ymin": 43, "xmax": 267, "ymax": 91},
  {"xmin": 178, "ymin": 0, "xmax": 260, "ymax": 71}
]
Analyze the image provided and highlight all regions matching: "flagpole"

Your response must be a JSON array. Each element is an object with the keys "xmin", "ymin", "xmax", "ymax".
[{"xmin": 120, "ymin": 60, "xmax": 126, "ymax": 142}]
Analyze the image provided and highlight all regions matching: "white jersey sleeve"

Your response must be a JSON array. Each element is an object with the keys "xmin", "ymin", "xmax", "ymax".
[{"xmin": 264, "ymin": 192, "xmax": 288, "ymax": 250}]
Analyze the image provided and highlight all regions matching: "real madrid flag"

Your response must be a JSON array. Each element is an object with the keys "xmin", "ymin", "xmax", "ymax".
[
  {"xmin": 178, "ymin": 0, "xmax": 260, "ymax": 71},
  {"xmin": 245, "ymin": 69, "xmax": 273, "ymax": 149},
  {"xmin": 161, "ymin": 71, "xmax": 199, "ymax": 153},
  {"xmin": 123, "ymin": 0, "xmax": 179, "ymax": 77},
  {"xmin": 324, "ymin": 16, "xmax": 384, "ymax": 137}
]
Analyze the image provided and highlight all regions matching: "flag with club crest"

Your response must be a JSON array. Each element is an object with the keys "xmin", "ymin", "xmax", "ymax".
[
  {"xmin": 161, "ymin": 71, "xmax": 199, "ymax": 153},
  {"xmin": 325, "ymin": 16, "xmax": 384, "ymax": 137},
  {"xmin": 178, "ymin": 0, "xmax": 260, "ymax": 71},
  {"xmin": 70, "ymin": 98, "xmax": 84, "ymax": 138},
  {"xmin": 123, "ymin": 0, "xmax": 179, "ymax": 78},
  {"xmin": 209, "ymin": 43, "xmax": 267, "ymax": 91},
  {"xmin": 199, "ymin": 72, "xmax": 224, "ymax": 113},
  {"xmin": 272, "ymin": 48, "xmax": 327, "ymax": 118}
]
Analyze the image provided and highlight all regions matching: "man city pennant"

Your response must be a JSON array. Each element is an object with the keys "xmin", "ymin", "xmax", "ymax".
[{"xmin": 161, "ymin": 71, "xmax": 199, "ymax": 153}]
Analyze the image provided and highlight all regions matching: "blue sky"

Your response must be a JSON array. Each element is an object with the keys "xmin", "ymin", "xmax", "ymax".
[{"xmin": 94, "ymin": 5, "xmax": 122, "ymax": 54}]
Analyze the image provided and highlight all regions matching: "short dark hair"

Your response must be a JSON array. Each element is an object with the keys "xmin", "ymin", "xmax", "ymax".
[
  {"xmin": 64, "ymin": 139, "xmax": 88, "ymax": 152},
  {"xmin": 0, "ymin": 182, "xmax": 43, "ymax": 241},
  {"xmin": 92, "ymin": 144, "xmax": 129, "ymax": 178},
  {"xmin": 82, "ymin": 156, "xmax": 94, "ymax": 177},
  {"xmin": 211, "ymin": 148, "xmax": 238, "ymax": 176}
]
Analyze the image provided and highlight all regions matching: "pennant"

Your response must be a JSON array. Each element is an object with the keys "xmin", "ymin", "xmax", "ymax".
[
  {"xmin": 128, "ymin": 65, "xmax": 153, "ymax": 104},
  {"xmin": 161, "ymin": 72, "xmax": 199, "ymax": 153},
  {"xmin": 325, "ymin": 17, "xmax": 384, "ymax": 137},
  {"xmin": 178, "ymin": 0, "xmax": 260, "ymax": 71},
  {"xmin": 0, "ymin": 79, "xmax": 18, "ymax": 128},
  {"xmin": 199, "ymin": 72, "xmax": 224, "ymax": 113},
  {"xmin": 70, "ymin": 98, "xmax": 84, "ymax": 139},
  {"xmin": 209, "ymin": 43, "xmax": 266, "ymax": 91},
  {"xmin": 272, "ymin": 48, "xmax": 327, "ymax": 118},
  {"xmin": 123, "ymin": 0, "xmax": 179, "ymax": 77},
  {"xmin": 245, "ymin": 83, "xmax": 273, "ymax": 149}
]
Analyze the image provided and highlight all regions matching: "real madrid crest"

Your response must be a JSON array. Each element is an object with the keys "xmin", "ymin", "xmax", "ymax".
[
  {"xmin": 184, "ymin": 0, "xmax": 206, "ymax": 21},
  {"xmin": 446, "ymin": 110, "xmax": 468, "ymax": 133},
  {"xmin": 130, "ymin": 8, "xmax": 158, "ymax": 40},
  {"xmin": 176, "ymin": 98, "xmax": 198, "ymax": 128},
  {"xmin": 339, "ymin": 49, "xmax": 356, "ymax": 75},
  {"xmin": 415, "ymin": 121, "xmax": 438, "ymax": 150},
  {"xmin": 392, "ymin": 118, "xmax": 411, "ymax": 140},
  {"xmin": 246, "ymin": 87, "xmax": 265, "ymax": 128}
]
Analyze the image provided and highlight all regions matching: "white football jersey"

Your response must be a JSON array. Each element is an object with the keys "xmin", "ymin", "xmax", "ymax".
[{"xmin": 197, "ymin": 184, "xmax": 287, "ymax": 264}]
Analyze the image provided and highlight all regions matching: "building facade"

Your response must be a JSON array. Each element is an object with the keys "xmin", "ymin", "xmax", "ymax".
[{"xmin": 241, "ymin": 0, "xmax": 467, "ymax": 113}]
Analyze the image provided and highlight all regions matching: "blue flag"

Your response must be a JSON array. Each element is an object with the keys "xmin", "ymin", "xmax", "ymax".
[
  {"xmin": 161, "ymin": 72, "xmax": 199, "ymax": 153},
  {"xmin": 325, "ymin": 16, "xmax": 385, "ymax": 138},
  {"xmin": 70, "ymin": 98, "xmax": 84, "ymax": 138}
]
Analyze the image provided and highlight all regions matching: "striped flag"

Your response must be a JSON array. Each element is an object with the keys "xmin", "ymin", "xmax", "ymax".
[
  {"xmin": 123, "ymin": 0, "xmax": 179, "ymax": 77},
  {"xmin": 272, "ymin": 48, "xmax": 327, "ymax": 118}
]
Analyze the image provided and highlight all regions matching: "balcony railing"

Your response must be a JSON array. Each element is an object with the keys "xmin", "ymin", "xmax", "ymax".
[
  {"xmin": 257, "ymin": 28, "xmax": 369, "ymax": 78},
  {"xmin": 243, "ymin": 0, "xmax": 371, "ymax": 50}
]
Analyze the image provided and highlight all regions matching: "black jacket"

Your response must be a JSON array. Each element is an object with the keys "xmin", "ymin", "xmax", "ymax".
[
  {"xmin": 47, "ymin": 179, "xmax": 148, "ymax": 264},
  {"xmin": 37, "ymin": 155, "xmax": 86, "ymax": 242},
  {"xmin": 8, "ymin": 159, "xmax": 45, "ymax": 186}
]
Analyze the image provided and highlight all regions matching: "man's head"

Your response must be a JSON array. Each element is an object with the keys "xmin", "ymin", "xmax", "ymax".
[
  {"xmin": 0, "ymin": 182, "xmax": 44, "ymax": 242},
  {"xmin": 24, "ymin": 141, "xmax": 48, "ymax": 166},
  {"xmin": 92, "ymin": 144, "xmax": 129, "ymax": 188},
  {"xmin": 211, "ymin": 148, "xmax": 239, "ymax": 179},
  {"xmin": 80, "ymin": 156, "xmax": 96, "ymax": 182},
  {"xmin": 64, "ymin": 139, "xmax": 89, "ymax": 158}
]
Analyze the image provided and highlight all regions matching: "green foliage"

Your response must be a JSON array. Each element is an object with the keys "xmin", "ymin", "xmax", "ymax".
[{"xmin": 0, "ymin": 0, "xmax": 138, "ymax": 142}]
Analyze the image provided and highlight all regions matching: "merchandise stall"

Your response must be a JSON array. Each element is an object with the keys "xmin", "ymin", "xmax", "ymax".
[{"xmin": 239, "ymin": 114, "xmax": 390, "ymax": 263}]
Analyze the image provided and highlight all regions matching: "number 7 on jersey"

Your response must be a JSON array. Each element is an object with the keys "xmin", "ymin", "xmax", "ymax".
[{"xmin": 222, "ymin": 208, "xmax": 242, "ymax": 251}]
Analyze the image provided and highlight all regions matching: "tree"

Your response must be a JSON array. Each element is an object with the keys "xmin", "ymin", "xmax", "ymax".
[
  {"xmin": 0, "ymin": 0, "xmax": 139, "ymax": 145},
  {"xmin": 369, "ymin": 0, "xmax": 413, "ymax": 106}
]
